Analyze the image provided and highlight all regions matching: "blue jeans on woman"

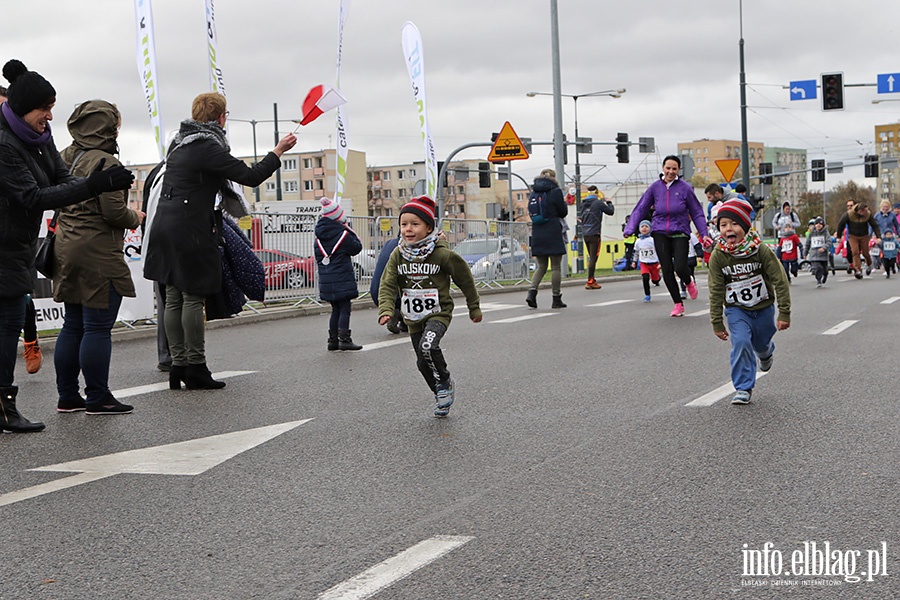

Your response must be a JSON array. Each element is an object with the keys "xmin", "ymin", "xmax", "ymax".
[
  {"xmin": 54, "ymin": 285, "xmax": 123, "ymax": 404},
  {"xmin": 0, "ymin": 295, "xmax": 27, "ymax": 387}
]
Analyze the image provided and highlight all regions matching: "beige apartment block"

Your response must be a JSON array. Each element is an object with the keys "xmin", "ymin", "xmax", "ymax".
[
  {"xmin": 875, "ymin": 123, "xmax": 900, "ymax": 203},
  {"xmin": 677, "ymin": 138, "xmax": 765, "ymax": 192}
]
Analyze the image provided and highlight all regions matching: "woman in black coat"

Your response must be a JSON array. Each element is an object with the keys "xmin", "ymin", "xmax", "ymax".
[
  {"xmin": 526, "ymin": 169, "xmax": 569, "ymax": 309},
  {"xmin": 315, "ymin": 197, "xmax": 363, "ymax": 351},
  {"xmin": 0, "ymin": 60, "xmax": 133, "ymax": 430},
  {"xmin": 143, "ymin": 92, "xmax": 296, "ymax": 390}
]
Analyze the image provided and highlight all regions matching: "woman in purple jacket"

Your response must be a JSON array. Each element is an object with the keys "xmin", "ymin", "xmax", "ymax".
[{"xmin": 624, "ymin": 156, "xmax": 710, "ymax": 317}]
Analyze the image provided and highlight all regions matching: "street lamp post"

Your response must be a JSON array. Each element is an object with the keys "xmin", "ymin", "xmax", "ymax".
[
  {"xmin": 230, "ymin": 117, "xmax": 278, "ymax": 204},
  {"xmin": 527, "ymin": 89, "xmax": 625, "ymax": 272}
]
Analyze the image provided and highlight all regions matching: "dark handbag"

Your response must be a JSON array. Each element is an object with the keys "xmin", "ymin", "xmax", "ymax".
[{"xmin": 34, "ymin": 210, "xmax": 60, "ymax": 278}]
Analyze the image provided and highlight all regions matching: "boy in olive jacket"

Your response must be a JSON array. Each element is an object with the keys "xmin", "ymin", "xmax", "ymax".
[
  {"xmin": 708, "ymin": 199, "xmax": 791, "ymax": 405},
  {"xmin": 378, "ymin": 196, "xmax": 482, "ymax": 417}
]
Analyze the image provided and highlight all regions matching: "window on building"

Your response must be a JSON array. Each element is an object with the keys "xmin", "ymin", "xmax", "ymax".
[
  {"xmin": 304, "ymin": 180, "xmax": 314, "ymax": 191},
  {"xmin": 383, "ymin": 171, "xmax": 391, "ymax": 181},
  {"xmin": 316, "ymin": 179, "xmax": 324, "ymax": 190},
  {"xmin": 409, "ymin": 168, "xmax": 416, "ymax": 178},
  {"xmin": 457, "ymin": 185, "xmax": 464, "ymax": 194},
  {"xmin": 265, "ymin": 182, "xmax": 276, "ymax": 192},
  {"xmin": 284, "ymin": 181, "xmax": 298, "ymax": 193},
  {"xmin": 398, "ymin": 189, "xmax": 407, "ymax": 198},
  {"xmin": 397, "ymin": 169, "xmax": 405, "ymax": 179},
  {"xmin": 304, "ymin": 158, "xmax": 312, "ymax": 169},
  {"xmin": 315, "ymin": 157, "xmax": 323, "ymax": 168},
  {"xmin": 283, "ymin": 158, "xmax": 297, "ymax": 171}
]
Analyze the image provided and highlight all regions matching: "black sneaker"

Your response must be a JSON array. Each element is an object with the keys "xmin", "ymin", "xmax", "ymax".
[
  {"xmin": 86, "ymin": 395, "xmax": 134, "ymax": 415},
  {"xmin": 57, "ymin": 396, "xmax": 86, "ymax": 413}
]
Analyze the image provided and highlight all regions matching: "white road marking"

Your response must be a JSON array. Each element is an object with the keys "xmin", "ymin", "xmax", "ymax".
[
  {"xmin": 585, "ymin": 299, "xmax": 633, "ymax": 307},
  {"xmin": 881, "ymin": 296, "xmax": 900, "ymax": 305},
  {"xmin": 686, "ymin": 308, "xmax": 710, "ymax": 317},
  {"xmin": 822, "ymin": 320, "xmax": 858, "ymax": 335},
  {"xmin": 490, "ymin": 313, "xmax": 559, "ymax": 324},
  {"xmin": 452, "ymin": 302, "xmax": 520, "ymax": 317},
  {"xmin": 685, "ymin": 373, "xmax": 768, "ymax": 407},
  {"xmin": 360, "ymin": 338, "xmax": 411, "ymax": 352},
  {"xmin": 115, "ymin": 371, "xmax": 257, "ymax": 398},
  {"xmin": 318, "ymin": 535, "xmax": 475, "ymax": 600},
  {"xmin": 0, "ymin": 419, "xmax": 313, "ymax": 507}
]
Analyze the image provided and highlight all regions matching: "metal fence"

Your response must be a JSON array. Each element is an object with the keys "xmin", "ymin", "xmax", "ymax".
[{"xmin": 244, "ymin": 213, "xmax": 534, "ymax": 303}]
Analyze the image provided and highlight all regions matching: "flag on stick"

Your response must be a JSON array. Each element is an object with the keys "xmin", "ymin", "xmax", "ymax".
[{"xmin": 299, "ymin": 85, "xmax": 347, "ymax": 126}]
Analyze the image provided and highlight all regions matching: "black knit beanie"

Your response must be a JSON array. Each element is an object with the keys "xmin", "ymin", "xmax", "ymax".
[{"xmin": 3, "ymin": 59, "xmax": 56, "ymax": 116}]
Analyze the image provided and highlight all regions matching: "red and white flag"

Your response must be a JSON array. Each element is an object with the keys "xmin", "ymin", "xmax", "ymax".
[{"xmin": 299, "ymin": 85, "xmax": 347, "ymax": 126}]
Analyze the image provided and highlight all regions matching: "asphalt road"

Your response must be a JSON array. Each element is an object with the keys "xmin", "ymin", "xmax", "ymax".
[{"xmin": 1, "ymin": 267, "xmax": 898, "ymax": 599}]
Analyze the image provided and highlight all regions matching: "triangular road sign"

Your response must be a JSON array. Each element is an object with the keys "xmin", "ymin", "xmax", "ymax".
[
  {"xmin": 715, "ymin": 159, "xmax": 741, "ymax": 182},
  {"xmin": 488, "ymin": 122, "xmax": 529, "ymax": 162}
]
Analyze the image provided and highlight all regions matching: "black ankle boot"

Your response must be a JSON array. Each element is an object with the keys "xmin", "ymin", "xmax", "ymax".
[
  {"xmin": 327, "ymin": 330, "xmax": 339, "ymax": 351},
  {"xmin": 526, "ymin": 288, "xmax": 538, "ymax": 308},
  {"xmin": 169, "ymin": 365, "xmax": 187, "ymax": 390},
  {"xmin": 551, "ymin": 294, "xmax": 567, "ymax": 308},
  {"xmin": 0, "ymin": 386, "xmax": 45, "ymax": 433},
  {"xmin": 184, "ymin": 364, "xmax": 226, "ymax": 390},
  {"xmin": 337, "ymin": 329, "xmax": 362, "ymax": 351}
]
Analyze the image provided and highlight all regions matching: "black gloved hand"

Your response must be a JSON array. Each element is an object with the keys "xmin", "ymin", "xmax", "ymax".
[{"xmin": 86, "ymin": 158, "xmax": 135, "ymax": 194}]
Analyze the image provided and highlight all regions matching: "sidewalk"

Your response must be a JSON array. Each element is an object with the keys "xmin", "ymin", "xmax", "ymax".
[{"xmin": 31, "ymin": 271, "xmax": 643, "ymax": 352}]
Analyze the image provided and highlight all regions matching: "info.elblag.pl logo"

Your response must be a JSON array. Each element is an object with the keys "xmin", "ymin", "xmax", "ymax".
[{"xmin": 741, "ymin": 541, "xmax": 888, "ymax": 586}]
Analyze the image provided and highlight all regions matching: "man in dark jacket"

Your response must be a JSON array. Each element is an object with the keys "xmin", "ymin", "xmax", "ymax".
[
  {"xmin": 0, "ymin": 60, "xmax": 133, "ymax": 431},
  {"xmin": 581, "ymin": 185, "xmax": 614, "ymax": 289},
  {"xmin": 835, "ymin": 201, "xmax": 881, "ymax": 279}
]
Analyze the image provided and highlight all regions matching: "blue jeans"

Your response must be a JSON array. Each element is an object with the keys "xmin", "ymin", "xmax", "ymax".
[
  {"xmin": 0, "ymin": 295, "xmax": 27, "ymax": 387},
  {"xmin": 725, "ymin": 304, "xmax": 776, "ymax": 392},
  {"xmin": 54, "ymin": 286, "xmax": 123, "ymax": 403}
]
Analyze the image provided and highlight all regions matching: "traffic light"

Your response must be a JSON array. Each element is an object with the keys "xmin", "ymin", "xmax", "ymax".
[
  {"xmin": 864, "ymin": 154, "xmax": 879, "ymax": 178},
  {"xmin": 759, "ymin": 162, "xmax": 773, "ymax": 185},
  {"xmin": 616, "ymin": 132, "xmax": 629, "ymax": 164},
  {"xmin": 811, "ymin": 159, "xmax": 825, "ymax": 182},
  {"xmin": 821, "ymin": 72, "xmax": 845, "ymax": 111},
  {"xmin": 478, "ymin": 162, "xmax": 491, "ymax": 188}
]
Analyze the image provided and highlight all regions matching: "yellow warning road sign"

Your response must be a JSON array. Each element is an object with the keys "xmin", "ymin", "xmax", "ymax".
[
  {"xmin": 715, "ymin": 159, "xmax": 741, "ymax": 182},
  {"xmin": 488, "ymin": 121, "xmax": 529, "ymax": 162}
]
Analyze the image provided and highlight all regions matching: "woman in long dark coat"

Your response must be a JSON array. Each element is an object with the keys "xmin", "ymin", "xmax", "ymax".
[
  {"xmin": 525, "ymin": 169, "xmax": 569, "ymax": 309},
  {"xmin": 144, "ymin": 92, "xmax": 296, "ymax": 390}
]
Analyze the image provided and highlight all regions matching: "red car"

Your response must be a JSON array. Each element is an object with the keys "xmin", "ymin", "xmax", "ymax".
[{"xmin": 253, "ymin": 248, "xmax": 316, "ymax": 289}]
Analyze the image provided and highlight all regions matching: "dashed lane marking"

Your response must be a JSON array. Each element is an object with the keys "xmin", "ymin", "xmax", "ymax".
[
  {"xmin": 881, "ymin": 296, "xmax": 900, "ymax": 305},
  {"xmin": 686, "ymin": 308, "xmax": 710, "ymax": 317},
  {"xmin": 585, "ymin": 299, "xmax": 633, "ymax": 307},
  {"xmin": 822, "ymin": 320, "xmax": 858, "ymax": 335},
  {"xmin": 489, "ymin": 313, "xmax": 559, "ymax": 324},
  {"xmin": 318, "ymin": 535, "xmax": 475, "ymax": 600},
  {"xmin": 115, "ymin": 371, "xmax": 257, "ymax": 398},
  {"xmin": 685, "ymin": 373, "xmax": 768, "ymax": 407}
]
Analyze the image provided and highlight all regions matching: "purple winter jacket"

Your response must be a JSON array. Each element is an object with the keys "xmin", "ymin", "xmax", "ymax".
[{"xmin": 624, "ymin": 177, "xmax": 709, "ymax": 239}]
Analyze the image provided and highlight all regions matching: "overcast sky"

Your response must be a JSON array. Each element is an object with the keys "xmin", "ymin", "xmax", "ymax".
[{"xmin": 3, "ymin": 0, "xmax": 899, "ymax": 192}]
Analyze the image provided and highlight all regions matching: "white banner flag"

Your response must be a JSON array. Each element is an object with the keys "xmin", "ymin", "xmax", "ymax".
[
  {"xmin": 333, "ymin": 0, "xmax": 351, "ymax": 203},
  {"xmin": 401, "ymin": 22, "xmax": 437, "ymax": 200},
  {"xmin": 205, "ymin": 0, "xmax": 227, "ymax": 97},
  {"xmin": 134, "ymin": 0, "xmax": 166, "ymax": 160}
]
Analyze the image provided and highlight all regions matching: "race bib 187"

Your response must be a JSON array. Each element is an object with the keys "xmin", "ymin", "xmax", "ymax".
[{"xmin": 725, "ymin": 274, "xmax": 769, "ymax": 308}]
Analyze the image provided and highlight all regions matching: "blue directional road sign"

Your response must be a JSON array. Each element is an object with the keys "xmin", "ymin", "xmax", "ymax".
[
  {"xmin": 789, "ymin": 80, "xmax": 817, "ymax": 101},
  {"xmin": 877, "ymin": 73, "xmax": 900, "ymax": 94}
]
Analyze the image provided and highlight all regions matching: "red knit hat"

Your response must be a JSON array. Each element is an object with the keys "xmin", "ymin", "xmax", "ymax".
[
  {"xmin": 716, "ymin": 198, "xmax": 753, "ymax": 231},
  {"xmin": 399, "ymin": 195, "xmax": 436, "ymax": 229}
]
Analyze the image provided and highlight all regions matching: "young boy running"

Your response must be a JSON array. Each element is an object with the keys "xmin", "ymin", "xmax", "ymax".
[
  {"xmin": 804, "ymin": 217, "xmax": 831, "ymax": 287},
  {"xmin": 708, "ymin": 198, "xmax": 791, "ymax": 405},
  {"xmin": 378, "ymin": 196, "xmax": 482, "ymax": 417}
]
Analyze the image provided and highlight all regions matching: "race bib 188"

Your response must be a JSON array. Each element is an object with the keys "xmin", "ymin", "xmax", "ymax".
[{"xmin": 401, "ymin": 288, "xmax": 440, "ymax": 321}]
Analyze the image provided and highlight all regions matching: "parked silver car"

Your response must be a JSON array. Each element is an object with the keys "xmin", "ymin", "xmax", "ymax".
[{"xmin": 453, "ymin": 236, "xmax": 529, "ymax": 280}]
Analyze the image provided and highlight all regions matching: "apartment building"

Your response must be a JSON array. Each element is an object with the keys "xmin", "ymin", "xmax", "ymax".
[
  {"xmin": 367, "ymin": 159, "xmax": 511, "ymax": 219},
  {"xmin": 677, "ymin": 138, "xmax": 765, "ymax": 195},
  {"xmin": 875, "ymin": 122, "xmax": 900, "ymax": 203},
  {"xmin": 763, "ymin": 146, "xmax": 808, "ymax": 204},
  {"xmin": 124, "ymin": 147, "xmax": 367, "ymax": 213}
]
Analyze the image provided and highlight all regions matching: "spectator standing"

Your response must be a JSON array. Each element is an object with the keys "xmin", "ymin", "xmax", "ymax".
[
  {"xmin": 144, "ymin": 92, "xmax": 296, "ymax": 390},
  {"xmin": 581, "ymin": 185, "xmax": 614, "ymax": 289},
  {"xmin": 315, "ymin": 197, "xmax": 363, "ymax": 351},
  {"xmin": 525, "ymin": 169, "xmax": 569, "ymax": 309},
  {"xmin": 54, "ymin": 100, "xmax": 144, "ymax": 414},
  {"xmin": 0, "ymin": 60, "xmax": 134, "ymax": 432}
]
